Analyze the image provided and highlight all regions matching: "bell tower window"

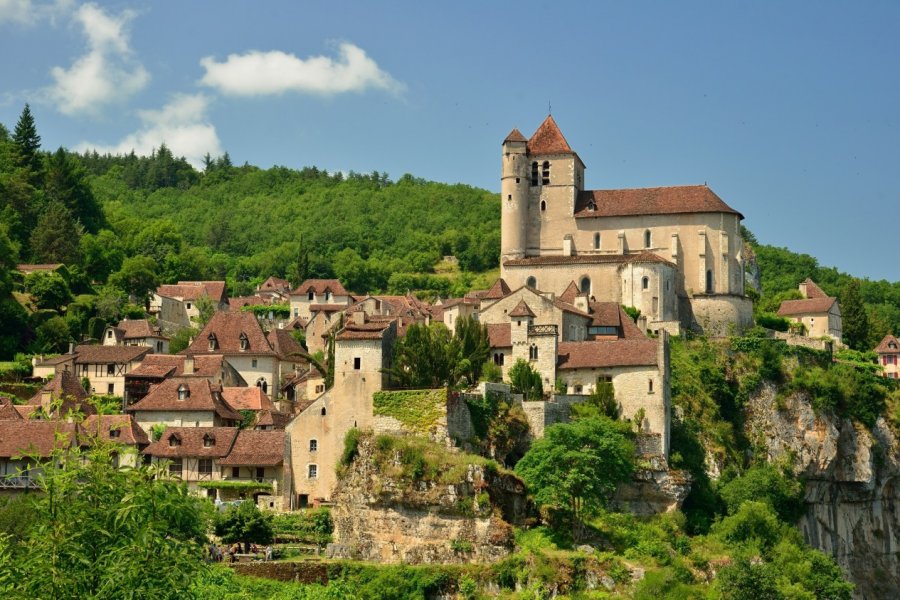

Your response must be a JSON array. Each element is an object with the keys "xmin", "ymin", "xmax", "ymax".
[
  {"xmin": 594, "ymin": 233, "xmax": 600, "ymax": 250},
  {"xmin": 706, "ymin": 270, "xmax": 713, "ymax": 293},
  {"xmin": 526, "ymin": 276, "xmax": 537, "ymax": 289},
  {"xmin": 531, "ymin": 162, "xmax": 538, "ymax": 186},
  {"xmin": 580, "ymin": 277, "xmax": 591, "ymax": 294},
  {"xmin": 541, "ymin": 161, "xmax": 550, "ymax": 185},
  {"xmin": 644, "ymin": 230, "xmax": 652, "ymax": 249}
]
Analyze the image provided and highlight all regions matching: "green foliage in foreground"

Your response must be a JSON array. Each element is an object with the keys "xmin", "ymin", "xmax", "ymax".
[{"xmin": 214, "ymin": 501, "xmax": 274, "ymax": 549}]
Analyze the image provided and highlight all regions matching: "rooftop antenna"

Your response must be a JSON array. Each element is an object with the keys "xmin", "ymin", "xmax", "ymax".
[{"xmin": 548, "ymin": 100, "xmax": 552, "ymax": 115}]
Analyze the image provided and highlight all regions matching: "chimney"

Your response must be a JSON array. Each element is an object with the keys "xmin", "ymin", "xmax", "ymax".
[
  {"xmin": 184, "ymin": 356, "xmax": 194, "ymax": 374},
  {"xmin": 68, "ymin": 342, "xmax": 74, "ymax": 354},
  {"xmin": 574, "ymin": 296, "xmax": 589, "ymax": 312},
  {"xmin": 352, "ymin": 311, "xmax": 366, "ymax": 326},
  {"xmin": 562, "ymin": 234, "xmax": 574, "ymax": 257},
  {"xmin": 798, "ymin": 281, "xmax": 809, "ymax": 299}
]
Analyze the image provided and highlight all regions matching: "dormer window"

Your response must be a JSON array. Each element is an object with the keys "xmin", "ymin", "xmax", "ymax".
[
  {"xmin": 109, "ymin": 428, "xmax": 121, "ymax": 439},
  {"xmin": 587, "ymin": 200, "xmax": 596, "ymax": 212},
  {"xmin": 177, "ymin": 384, "xmax": 189, "ymax": 400},
  {"xmin": 890, "ymin": 342, "xmax": 897, "ymax": 350},
  {"xmin": 325, "ymin": 291, "xmax": 332, "ymax": 302},
  {"xmin": 106, "ymin": 330, "xmax": 113, "ymax": 339},
  {"xmin": 208, "ymin": 333, "xmax": 218, "ymax": 351},
  {"xmin": 307, "ymin": 291, "xmax": 314, "ymax": 301},
  {"xmin": 239, "ymin": 332, "xmax": 249, "ymax": 351},
  {"xmin": 168, "ymin": 434, "xmax": 181, "ymax": 448},
  {"xmin": 203, "ymin": 434, "xmax": 215, "ymax": 448}
]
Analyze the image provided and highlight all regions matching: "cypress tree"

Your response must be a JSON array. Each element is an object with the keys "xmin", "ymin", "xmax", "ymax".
[{"xmin": 841, "ymin": 278, "xmax": 869, "ymax": 350}]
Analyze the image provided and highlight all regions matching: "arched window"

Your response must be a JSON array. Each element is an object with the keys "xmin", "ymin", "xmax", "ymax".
[
  {"xmin": 644, "ymin": 229, "xmax": 652, "ymax": 249},
  {"xmin": 239, "ymin": 332, "xmax": 249, "ymax": 351},
  {"xmin": 531, "ymin": 162, "xmax": 538, "ymax": 186},
  {"xmin": 540, "ymin": 200, "xmax": 546, "ymax": 212},
  {"xmin": 642, "ymin": 276, "xmax": 649, "ymax": 290},
  {"xmin": 580, "ymin": 276, "xmax": 591, "ymax": 294},
  {"xmin": 593, "ymin": 232, "xmax": 600, "ymax": 249},
  {"xmin": 529, "ymin": 344, "xmax": 538, "ymax": 361},
  {"xmin": 526, "ymin": 276, "xmax": 537, "ymax": 289},
  {"xmin": 706, "ymin": 270, "xmax": 713, "ymax": 293},
  {"xmin": 541, "ymin": 161, "xmax": 550, "ymax": 185},
  {"xmin": 256, "ymin": 378, "xmax": 268, "ymax": 395},
  {"xmin": 320, "ymin": 407, "xmax": 327, "ymax": 416}
]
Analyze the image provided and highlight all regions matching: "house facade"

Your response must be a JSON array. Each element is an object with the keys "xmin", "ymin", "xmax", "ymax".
[
  {"xmin": 74, "ymin": 345, "xmax": 150, "ymax": 397},
  {"xmin": 777, "ymin": 279, "xmax": 842, "ymax": 342},
  {"xmin": 875, "ymin": 334, "xmax": 900, "ymax": 379}
]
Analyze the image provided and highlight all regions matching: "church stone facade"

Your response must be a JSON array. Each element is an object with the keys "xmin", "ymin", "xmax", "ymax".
[{"xmin": 500, "ymin": 116, "xmax": 752, "ymax": 335}]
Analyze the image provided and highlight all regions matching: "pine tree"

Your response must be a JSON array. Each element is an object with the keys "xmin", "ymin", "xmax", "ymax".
[
  {"xmin": 12, "ymin": 104, "xmax": 43, "ymax": 178},
  {"xmin": 45, "ymin": 148, "xmax": 104, "ymax": 233},
  {"xmin": 29, "ymin": 201, "xmax": 82, "ymax": 264},
  {"xmin": 841, "ymin": 278, "xmax": 869, "ymax": 350}
]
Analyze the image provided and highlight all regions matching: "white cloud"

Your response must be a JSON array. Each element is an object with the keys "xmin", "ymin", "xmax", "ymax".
[
  {"xmin": 46, "ymin": 2, "xmax": 148, "ymax": 115},
  {"xmin": 0, "ymin": 0, "xmax": 71, "ymax": 25},
  {"xmin": 76, "ymin": 93, "xmax": 223, "ymax": 169},
  {"xmin": 199, "ymin": 42, "xmax": 404, "ymax": 97}
]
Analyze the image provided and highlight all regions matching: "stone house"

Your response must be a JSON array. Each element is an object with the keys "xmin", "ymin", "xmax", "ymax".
[
  {"xmin": 102, "ymin": 319, "xmax": 169, "ymax": 353},
  {"xmin": 151, "ymin": 281, "xmax": 228, "ymax": 330},
  {"xmin": 80, "ymin": 414, "xmax": 150, "ymax": 467},
  {"xmin": 0, "ymin": 420, "xmax": 76, "ymax": 492},
  {"xmin": 220, "ymin": 387, "xmax": 289, "ymax": 430},
  {"xmin": 144, "ymin": 427, "xmax": 239, "ymax": 497},
  {"xmin": 123, "ymin": 354, "xmax": 246, "ymax": 405},
  {"xmin": 127, "ymin": 376, "xmax": 242, "ymax": 431},
  {"xmin": 288, "ymin": 279, "xmax": 352, "ymax": 322},
  {"xmin": 283, "ymin": 315, "xmax": 397, "ymax": 508},
  {"xmin": 74, "ymin": 344, "xmax": 150, "ymax": 397},
  {"xmin": 22, "ymin": 370, "xmax": 95, "ymax": 419},
  {"xmin": 183, "ymin": 311, "xmax": 280, "ymax": 398},
  {"xmin": 31, "ymin": 352, "xmax": 76, "ymax": 380},
  {"xmin": 777, "ymin": 279, "xmax": 842, "ymax": 342},
  {"xmin": 256, "ymin": 276, "xmax": 292, "ymax": 302},
  {"xmin": 499, "ymin": 116, "xmax": 752, "ymax": 336},
  {"xmin": 875, "ymin": 334, "xmax": 900, "ymax": 379}
]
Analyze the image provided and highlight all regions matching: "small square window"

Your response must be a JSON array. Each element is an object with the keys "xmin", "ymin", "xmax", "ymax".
[
  {"xmin": 308, "ymin": 464, "xmax": 318, "ymax": 479},
  {"xmin": 309, "ymin": 439, "xmax": 318, "ymax": 452},
  {"xmin": 231, "ymin": 467, "xmax": 239, "ymax": 478},
  {"xmin": 186, "ymin": 302, "xmax": 192, "ymax": 310},
  {"xmin": 252, "ymin": 359, "xmax": 258, "ymax": 368}
]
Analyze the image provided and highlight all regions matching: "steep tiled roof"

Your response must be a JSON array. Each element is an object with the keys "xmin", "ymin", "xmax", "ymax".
[
  {"xmin": 589, "ymin": 302, "xmax": 622, "ymax": 328},
  {"xmin": 291, "ymin": 279, "xmax": 349, "ymax": 296},
  {"xmin": 504, "ymin": 253, "xmax": 674, "ymax": 268},
  {"xmin": 618, "ymin": 306, "xmax": 646, "ymax": 339},
  {"xmin": 221, "ymin": 387, "xmax": 276, "ymax": 412},
  {"xmin": 268, "ymin": 328, "xmax": 306, "ymax": 362},
  {"xmin": 258, "ymin": 277, "xmax": 291, "ymax": 292},
  {"xmin": 509, "ymin": 300, "xmax": 536, "ymax": 318},
  {"xmin": 74, "ymin": 344, "xmax": 150, "ymax": 364},
  {"xmin": 0, "ymin": 397, "xmax": 23, "ymax": 420},
  {"xmin": 875, "ymin": 334, "xmax": 900, "ymax": 354},
  {"xmin": 127, "ymin": 354, "xmax": 228, "ymax": 379},
  {"xmin": 228, "ymin": 296, "xmax": 268, "ymax": 310},
  {"xmin": 559, "ymin": 281, "xmax": 582, "ymax": 304},
  {"xmin": 557, "ymin": 339, "xmax": 658, "ymax": 369},
  {"xmin": 157, "ymin": 281, "xmax": 227, "ymax": 302},
  {"xmin": 777, "ymin": 297, "xmax": 836, "ymax": 317},
  {"xmin": 0, "ymin": 421, "xmax": 76, "ymax": 458},
  {"xmin": 81, "ymin": 415, "xmax": 149, "ymax": 446},
  {"xmin": 218, "ymin": 430, "xmax": 284, "ymax": 466},
  {"xmin": 801, "ymin": 278, "xmax": 828, "ymax": 299},
  {"xmin": 309, "ymin": 304, "xmax": 347, "ymax": 313},
  {"xmin": 503, "ymin": 128, "xmax": 527, "ymax": 143},
  {"xmin": 118, "ymin": 319, "xmax": 164, "ymax": 339},
  {"xmin": 527, "ymin": 115, "xmax": 575, "ymax": 155},
  {"xmin": 128, "ymin": 377, "xmax": 241, "ymax": 421},
  {"xmin": 483, "ymin": 278, "xmax": 512, "ymax": 301},
  {"xmin": 486, "ymin": 324, "xmax": 511, "ymax": 348},
  {"xmin": 336, "ymin": 320, "xmax": 394, "ymax": 341},
  {"xmin": 186, "ymin": 311, "xmax": 274, "ymax": 356},
  {"xmin": 27, "ymin": 370, "xmax": 94, "ymax": 417},
  {"xmin": 575, "ymin": 186, "xmax": 742, "ymax": 219},
  {"xmin": 255, "ymin": 410, "xmax": 291, "ymax": 429},
  {"xmin": 144, "ymin": 427, "xmax": 239, "ymax": 459},
  {"xmin": 552, "ymin": 298, "xmax": 592, "ymax": 318}
]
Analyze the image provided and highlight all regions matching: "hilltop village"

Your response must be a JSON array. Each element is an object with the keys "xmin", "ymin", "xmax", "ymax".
[{"xmin": 3, "ymin": 115, "xmax": 896, "ymax": 597}]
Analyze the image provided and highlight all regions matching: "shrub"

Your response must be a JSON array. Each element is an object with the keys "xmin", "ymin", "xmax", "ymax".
[
  {"xmin": 340, "ymin": 428, "xmax": 361, "ymax": 467},
  {"xmin": 755, "ymin": 312, "xmax": 790, "ymax": 332},
  {"xmin": 718, "ymin": 464, "xmax": 805, "ymax": 523}
]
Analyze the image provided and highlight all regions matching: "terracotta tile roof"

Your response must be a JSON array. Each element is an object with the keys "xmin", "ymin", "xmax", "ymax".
[
  {"xmin": 777, "ymin": 297, "xmax": 836, "ymax": 317},
  {"xmin": 186, "ymin": 311, "xmax": 274, "ymax": 356},
  {"xmin": 27, "ymin": 371, "xmax": 94, "ymax": 417},
  {"xmin": 218, "ymin": 430, "xmax": 284, "ymax": 466},
  {"xmin": 504, "ymin": 253, "xmax": 673, "ymax": 268},
  {"xmin": 875, "ymin": 334, "xmax": 900, "ymax": 354},
  {"xmin": 268, "ymin": 328, "xmax": 306, "ymax": 362},
  {"xmin": 309, "ymin": 304, "xmax": 347, "ymax": 313},
  {"xmin": 117, "ymin": 319, "xmax": 164, "ymax": 339},
  {"xmin": 33, "ymin": 354, "xmax": 76, "ymax": 367},
  {"xmin": 623, "ymin": 251, "xmax": 675, "ymax": 266},
  {"xmin": 575, "ymin": 185, "xmax": 742, "ymax": 219},
  {"xmin": 127, "ymin": 354, "xmax": 227, "ymax": 378},
  {"xmin": 143, "ymin": 426, "xmax": 239, "ymax": 459},
  {"xmin": 128, "ymin": 377, "xmax": 241, "ymax": 421},
  {"xmin": 157, "ymin": 281, "xmax": 227, "ymax": 303},
  {"xmin": 258, "ymin": 277, "xmax": 291, "ymax": 292},
  {"xmin": 483, "ymin": 278, "xmax": 512, "ymax": 300},
  {"xmin": 486, "ymin": 324, "xmax": 511, "ymax": 348},
  {"xmin": 291, "ymin": 279, "xmax": 349, "ymax": 296},
  {"xmin": 74, "ymin": 344, "xmax": 150, "ymax": 364},
  {"xmin": 557, "ymin": 339, "xmax": 658, "ymax": 369},
  {"xmin": 255, "ymin": 410, "xmax": 291, "ymax": 429},
  {"xmin": 552, "ymin": 297, "xmax": 592, "ymax": 318},
  {"xmin": 81, "ymin": 415, "xmax": 149, "ymax": 446},
  {"xmin": 527, "ymin": 115, "xmax": 575, "ymax": 155},
  {"xmin": 559, "ymin": 281, "xmax": 582, "ymax": 304},
  {"xmin": 220, "ymin": 387, "xmax": 276, "ymax": 412},
  {"xmin": 504, "ymin": 128, "xmax": 527, "ymax": 143},
  {"xmin": 229, "ymin": 296, "xmax": 268, "ymax": 310},
  {"xmin": 509, "ymin": 300, "xmax": 536, "ymax": 318},
  {"xmin": 618, "ymin": 306, "xmax": 645, "ymax": 339},
  {"xmin": 589, "ymin": 302, "xmax": 622, "ymax": 328},
  {"xmin": 0, "ymin": 397, "xmax": 23, "ymax": 420},
  {"xmin": 335, "ymin": 320, "xmax": 394, "ymax": 341},
  {"xmin": 801, "ymin": 278, "xmax": 828, "ymax": 299},
  {"xmin": 0, "ymin": 421, "xmax": 76, "ymax": 458}
]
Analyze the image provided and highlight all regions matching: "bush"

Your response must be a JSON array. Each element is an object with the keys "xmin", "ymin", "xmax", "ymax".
[
  {"xmin": 340, "ymin": 428, "xmax": 361, "ymax": 467},
  {"xmin": 213, "ymin": 501, "xmax": 274, "ymax": 549},
  {"xmin": 755, "ymin": 312, "xmax": 790, "ymax": 332},
  {"xmin": 718, "ymin": 464, "xmax": 805, "ymax": 523}
]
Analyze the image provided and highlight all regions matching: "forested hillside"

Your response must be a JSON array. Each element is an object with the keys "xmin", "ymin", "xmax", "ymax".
[{"xmin": 1, "ymin": 104, "xmax": 898, "ymax": 358}]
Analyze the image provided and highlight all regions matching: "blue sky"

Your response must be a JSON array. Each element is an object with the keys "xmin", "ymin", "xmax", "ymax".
[{"xmin": 2, "ymin": 1, "xmax": 899, "ymax": 282}]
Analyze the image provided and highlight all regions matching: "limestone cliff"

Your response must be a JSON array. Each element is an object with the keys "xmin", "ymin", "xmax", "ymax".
[
  {"xmin": 745, "ymin": 384, "xmax": 900, "ymax": 599},
  {"xmin": 327, "ymin": 434, "xmax": 529, "ymax": 564}
]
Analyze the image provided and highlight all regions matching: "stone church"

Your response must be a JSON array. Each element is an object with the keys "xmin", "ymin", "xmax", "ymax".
[{"xmin": 500, "ymin": 116, "xmax": 752, "ymax": 335}]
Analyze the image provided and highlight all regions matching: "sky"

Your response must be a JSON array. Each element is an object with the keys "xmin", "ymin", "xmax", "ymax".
[{"xmin": 1, "ymin": 1, "xmax": 899, "ymax": 282}]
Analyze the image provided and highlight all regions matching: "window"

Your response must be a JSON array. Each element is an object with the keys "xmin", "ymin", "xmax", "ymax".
[
  {"xmin": 706, "ymin": 270, "xmax": 713, "ymax": 293},
  {"xmin": 186, "ymin": 302, "xmax": 192, "ymax": 310},
  {"xmin": 107, "ymin": 383, "xmax": 114, "ymax": 395},
  {"xmin": 580, "ymin": 277, "xmax": 591, "ymax": 294},
  {"xmin": 593, "ymin": 233, "xmax": 600, "ymax": 250},
  {"xmin": 177, "ymin": 384, "xmax": 189, "ymax": 400},
  {"xmin": 321, "ymin": 407, "xmax": 327, "ymax": 416},
  {"xmin": 208, "ymin": 333, "xmax": 218, "ymax": 351},
  {"xmin": 256, "ymin": 467, "xmax": 265, "ymax": 481},
  {"xmin": 541, "ymin": 161, "xmax": 550, "ymax": 185},
  {"xmin": 106, "ymin": 363, "xmax": 115, "ymax": 376},
  {"xmin": 109, "ymin": 428, "xmax": 121, "ymax": 439},
  {"xmin": 293, "ymin": 308, "xmax": 299, "ymax": 317},
  {"xmin": 540, "ymin": 200, "xmax": 546, "ymax": 212},
  {"xmin": 169, "ymin": 458, "xmax": 182, "ymax": 478},
  {"xmin": 309, "ymin": 439, "xmax": 318, "ymax": 452},
  {"xmin": 529, "ymin": 344, "xmax": 538, "ymax": 361},
  {"xmin": 526, "ymin": 276, "xmax": 537, "ymax": 289},
  {"xmin": 574, "ymin": 385, "xmax": 583, "ymax": 394},
  {"xmin": 308, "ymin": 464, "xmax": 318, "ymax": 479},
  {"xmin": 507, "ymin": 194, "xmax": 512, "ymax": 201},
  {"xmin": 589, "ymin": 326, "xmax": 618, "ymax": 336},
  {"xmin": 493, "ymin": 352, "xmax": 504, "ymax": 366},
  {"xmin": 648, "ymin": 379, "xmax": 654, "ymax": 393},
  {"xmin": 168, "ymin": 434, "xmax": 181, "ymax": 448},
  {"xmin": 643, "ymin": 230, "xmax": 651, "ymax": 248},
  {"xmin": 251, "ymin": 359, "xmax": 258, "ymax": 368},
  {"xmin": 307, "ymin": 291, "xmax": 314, "ymax": 300},
  {"xmin": 157, "ymin": 341, "xmax": 163, "ymax": 352},
  {"xmin": 531, "ymin": 161, "xmax": 538, "ymax": 186},
  {"xmin": 298, "ymin": 494, "xmax": 309, "ymax": 508},
  {"xmin": 239, "ymin": 332, "xmax": 249, "ymax": 351},
  {"xmin": 232, "ymin": 467, "xmax": 240, "ymax": 478},
  {"xmin": 642, "ymin": 276, "xmax": 649, "ymax": 290},
  {"xmin": 198, "ymin": 458, "xmax": 212, "ymax": 476},
  {"xmin": 203, "ymin": 434, "xmax": 215, "ymax": 448},
  {"xmin": 353, "ymin": 357, "xmax": 361, "ymax": 370},
  {"xmin": 325, "ymin": 291, "xmax": 332, "ymax": 302},
  {"xmin": 315, "ymin": 384, "xmax": 325, "ymax": 394},
  {"xmin": 106, "ymin": 330, "xmax": 113, "ymax": 339},
  {"xmin": 256, "ymin": 378, "xmax": 268, "ymax": 394}
]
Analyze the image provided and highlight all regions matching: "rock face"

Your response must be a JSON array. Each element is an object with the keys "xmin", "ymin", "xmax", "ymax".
[
  {"xmin": 745, "ymin": 384, "xmax": 900, "ymax": 599},
  {"xmin": 327, "ymin": 436, "xmax": 529, "ymax": 564}
]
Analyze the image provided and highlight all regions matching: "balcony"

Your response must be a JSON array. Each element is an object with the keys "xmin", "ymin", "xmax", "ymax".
[{"xmin": 0, "ymin": 475, "xmax": 35, "ymax": 489}]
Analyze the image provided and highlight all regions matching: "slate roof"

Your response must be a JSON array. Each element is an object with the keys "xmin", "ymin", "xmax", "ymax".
[
  {"xmin": 527, "ymin": 115, "xmax": 575, "ymax": 155},
  {"xmin": 74, "ymin": 344, "xmax": 150, "ymax": 364},
  {"xmin": 81, "ymin": 414, "xmax": 149, "ymax": 446},
  {"xmin": 144, "ymin": 427, "xmax": 239, "ymax": 459},
  {"xmin": 875, "ymin": 334, "xmax": 900, "ymax": 354},
  {"xmin": 486, "ymin": 323, "xmax": 512, "ymax": 348},
  {"xmin": 0, "ymin": 421, "xmax": 76, "ymax": 458},
  {"xmin": 557, "ymin": 339, "xmax": 658, "ymax": 369},
  {"xmin": 291, "ymin": 279, "xmax": 349, "ymax": 296},
  {"xmin": 218, "ymin": 430, "xmax": 284, "ymax": 466},
  {"xmin": 128, "ymin": 377, "xmax": 241, "ymax": 421},
  {"xmin": 483, "ymin": 278, "xmax": 512, "ymax": 301},
  {"xmin": 185, "ymin": 311, "xmax": 275, "ymax": 356},
  {"xmin": 509, "ymin": 300, "xmax": 536, "ymax": 318},
  {"xmin": 575, "ymin": 186, "xmax": 742, "ymax": 219}
]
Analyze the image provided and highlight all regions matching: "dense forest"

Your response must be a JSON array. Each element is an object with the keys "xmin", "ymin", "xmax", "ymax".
[{"xmin": 0, "ymin": 104, "xmax": 898, "ymax": 358}]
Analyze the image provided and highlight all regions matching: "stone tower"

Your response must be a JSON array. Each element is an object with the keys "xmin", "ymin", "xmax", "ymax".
[{"xmin": 501, "ymin": 129, "xmax": 529, "ymax": 263}]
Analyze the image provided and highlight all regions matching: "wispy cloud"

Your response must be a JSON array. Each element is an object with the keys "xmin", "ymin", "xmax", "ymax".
[
  {"xmin": 45, "ymin": 2, "xmax": 148, "ymax": 115},
  {"xmin": 0, "ymin": 0, "xmax": 72, "ymax": 26},
  {"xmin": 76, "ymin": 93, "xmax": 222, "ymax": 168},
  {"xmin": 199, "ymin": 42, "xmax": 404, "ymax": 97}
]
